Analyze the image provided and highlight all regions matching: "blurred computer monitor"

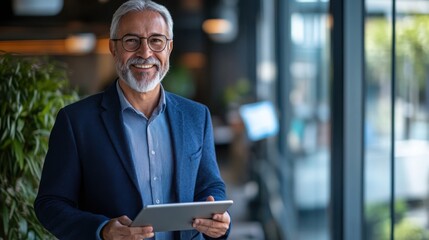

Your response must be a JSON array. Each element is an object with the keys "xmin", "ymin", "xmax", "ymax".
[{"xmin": 239, "ymin": 101, "xmax": 279, "ymax": 141}]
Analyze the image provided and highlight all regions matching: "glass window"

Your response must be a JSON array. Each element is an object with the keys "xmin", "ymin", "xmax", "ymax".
[
  {"xmin": 393, "ymin": 3, "xmax": 429, "ymax": 239},
  {"xmin": 278, "ymin": 1, "xmax": 331, "ymax": 239},
  {"xmin": 365, "ymin": 0, "xmax": 429, "ymax": 239},
  {"xmin": 364, "ymin": 1, "xmax": 393, "ymax": 239}
]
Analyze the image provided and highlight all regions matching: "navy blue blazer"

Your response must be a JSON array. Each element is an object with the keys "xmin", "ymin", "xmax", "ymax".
[{"xmin": 35, "ymin": 82, "xmax": 229, "ymax": 239}]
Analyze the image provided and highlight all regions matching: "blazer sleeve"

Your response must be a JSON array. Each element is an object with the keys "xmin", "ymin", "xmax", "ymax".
[{"xmin": 34, "ymin": 109, "xmax": 108, "ymax": 240}]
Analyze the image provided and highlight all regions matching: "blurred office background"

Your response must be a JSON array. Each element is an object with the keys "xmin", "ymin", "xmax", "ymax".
[{"xmin": 1, "ymin": 0, "xmax": 429, "ymax": 239}]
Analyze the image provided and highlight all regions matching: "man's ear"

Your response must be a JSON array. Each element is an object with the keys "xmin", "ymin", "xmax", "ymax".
[
  {"xmin": 167, "ymin": 40, "xmax": 173, "ymax": 54},
  {"xmin": 109, "ymin": 40, "xmax": 116, "ymax": 57}
]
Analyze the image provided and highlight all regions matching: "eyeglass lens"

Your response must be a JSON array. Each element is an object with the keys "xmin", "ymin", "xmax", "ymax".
[{"xmin": 122, "ymin": 35, "xmax": 167, "ymax": 52}]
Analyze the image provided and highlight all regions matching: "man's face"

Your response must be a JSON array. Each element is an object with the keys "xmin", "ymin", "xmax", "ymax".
[{"xmin": 110, "ymin": 10, "xmax": 173, "ymax": 93}]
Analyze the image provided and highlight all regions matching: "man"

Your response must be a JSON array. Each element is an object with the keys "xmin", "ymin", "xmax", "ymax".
[{"xmin": 34, "ymin": 0, "xmax": 231, "ymax": 239}]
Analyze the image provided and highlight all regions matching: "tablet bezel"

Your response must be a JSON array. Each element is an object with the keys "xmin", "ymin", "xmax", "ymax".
[{"xmin": 130, "ymin": 200, "xmax": 233, "ymax": 232}]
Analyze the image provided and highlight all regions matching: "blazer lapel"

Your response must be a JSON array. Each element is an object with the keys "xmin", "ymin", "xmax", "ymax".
[
  {"xmin": 100, "ymin": 83, "xmax": 140, "ymax": 194},
  {"xmin": 166, "ymin": 94, "xmax": 188, "ymax": 203}
]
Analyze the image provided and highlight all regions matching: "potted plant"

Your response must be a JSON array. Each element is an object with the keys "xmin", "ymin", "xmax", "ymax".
[{"xmin": 0, "ymin": 53, "xmax": 79, "ymax": 239}]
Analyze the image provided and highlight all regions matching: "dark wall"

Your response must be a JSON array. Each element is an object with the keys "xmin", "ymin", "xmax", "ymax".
[
  {"xmin": 204, "ymin": 0, "xmax": 259, "ymax": 116},
  {"xmin": 0, "ymin": 0, "xmax": 260, "ymax": 117}
]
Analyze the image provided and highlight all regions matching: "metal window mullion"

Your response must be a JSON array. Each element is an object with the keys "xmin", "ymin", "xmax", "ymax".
[
  {"xmin": 390, "ymin": 0, "xmax": 396, "ymax": 239},
  {"xmin": 330, "ymin": 0, "xmax": 365, "ymax": 239},
  {"xmin": 329, "ymin": 0, "xmax": 345, "ymax": 238},
  {"xmin": 343, "ymin": 0, "xmax": 365, "ymax": 239}
]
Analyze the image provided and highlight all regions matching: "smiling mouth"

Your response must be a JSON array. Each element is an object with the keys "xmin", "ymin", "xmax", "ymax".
[{"xmin": 133, "ymin": 64, "xmax": 155, "ymax": 69}]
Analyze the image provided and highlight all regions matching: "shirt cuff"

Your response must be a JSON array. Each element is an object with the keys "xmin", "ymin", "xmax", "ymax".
[{"xmin": 96, "ymin": 220, "xmax": 110, "ymax": 240}]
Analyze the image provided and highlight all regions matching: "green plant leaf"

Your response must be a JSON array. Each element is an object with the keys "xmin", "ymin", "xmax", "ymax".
[
  {"xmin": 0, "ymin": 53, "xmax": 79, "ymax": 239},
  {"xmin": 2, "ymin": 205, "xmax": 9, "ymax": 235},
  {"xmin": 12, "ymin": 140, "xmax": 24, "ymax": 170}
]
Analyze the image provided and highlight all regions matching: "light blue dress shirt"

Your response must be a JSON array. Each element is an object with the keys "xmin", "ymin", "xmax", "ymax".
[{"xmin": 116, "ymin": 82, "xmax": 175, "ymax": 239}]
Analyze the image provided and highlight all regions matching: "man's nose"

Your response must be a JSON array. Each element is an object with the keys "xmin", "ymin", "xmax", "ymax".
[{"xmin": 136, "ymin": 39, "xmax": 152, "ymax": 58}]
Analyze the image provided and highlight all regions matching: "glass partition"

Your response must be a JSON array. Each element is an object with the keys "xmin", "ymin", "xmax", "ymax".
[
  {"xmin": 364, "ymin": 1, "xmax": 393, "ymax": 239},
  {"xmin": 393, "ymin": 3, "xmax": 429, "ymax": 239},
  {"xmin": 279, "ymin": 1, "xmax": 331, "ymax": 239},
  {"xmin": 365, "ymin": 0, "xmax": 429, "ymax": 239}
]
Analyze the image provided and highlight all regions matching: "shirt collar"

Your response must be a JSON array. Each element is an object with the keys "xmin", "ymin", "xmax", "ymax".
[{"xmin": 116, "ymin": 80, "xmax": 167, "ymax": 116}]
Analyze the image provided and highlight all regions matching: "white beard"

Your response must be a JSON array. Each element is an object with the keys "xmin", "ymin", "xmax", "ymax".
[{"xmin": 115, "ymin": 56, "xmax": 169, "ymax": 93}]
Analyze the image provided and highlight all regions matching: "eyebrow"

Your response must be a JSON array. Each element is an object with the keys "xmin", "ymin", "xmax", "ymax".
[{"xmin": 122, "ymin": 32, "xmax": 167, "ymax": 37}]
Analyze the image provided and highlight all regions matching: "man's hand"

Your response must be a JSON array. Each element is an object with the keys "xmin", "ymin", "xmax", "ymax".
[
  {"xmin": 101, "ymin": 215, "xmax": 154, "ymax": 240},
  {"xmin": 192, "ymin": 196, "xmax": 231, "ymax": 238}
]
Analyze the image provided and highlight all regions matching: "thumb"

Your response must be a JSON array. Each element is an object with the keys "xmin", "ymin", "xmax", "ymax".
[
  {"xmin": 118, "ymin": 215, "xmax": 133, "ymax": 226},
  {"xmin": 206, "ymin": 196, "xmax": 215, "ymax": 201}
]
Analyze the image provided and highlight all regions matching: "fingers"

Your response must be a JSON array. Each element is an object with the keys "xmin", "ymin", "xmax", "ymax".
[
  {"xmin": 213, "ymin": 212, "xmax": 226, "ymax": 223},
  {"xmin": 193, "ymin": 211, "xmax": 231, "ymax": 238},
  {"xmin": 129, "ymin": 225, "xmax": 154, "ymax": 236},
  {"xmin": 206, "ymin": 195, "xmax": 215, "ymax": 201},
  {"xmin": 193, "ymin": 218, "xmax": 228, "ymax": 238},
  {"xmin": 101, "ymin": 216, "xmax": 154, "ymax": 240}
]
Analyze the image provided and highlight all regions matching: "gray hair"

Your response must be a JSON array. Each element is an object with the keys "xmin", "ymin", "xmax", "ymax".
[{"xmin": 110, "ymin": 0, "xmax": 174, "ymax": 39}]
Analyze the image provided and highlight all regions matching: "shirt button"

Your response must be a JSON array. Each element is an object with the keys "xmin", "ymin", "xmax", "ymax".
[
  {"xmin": 153, "ymin": 177, "xmax": 158, "ymax": 181},
  {"xmin": 156, "ymin": 199, "xmax": 160, "ymax": 204},
  {"xmin": 151, "ymin": 150, "xmax": 155, "ymax": 155}
]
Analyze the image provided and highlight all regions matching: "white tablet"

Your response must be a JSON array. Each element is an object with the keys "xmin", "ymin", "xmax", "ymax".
[{"xmin": 130, "ymin": 200, "xmax": 233, "ymax": 232}]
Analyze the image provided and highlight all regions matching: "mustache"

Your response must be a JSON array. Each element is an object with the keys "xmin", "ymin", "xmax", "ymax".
[{"xmin": 127, "ymin": 57, "xmax": 160, "ymax": 68}]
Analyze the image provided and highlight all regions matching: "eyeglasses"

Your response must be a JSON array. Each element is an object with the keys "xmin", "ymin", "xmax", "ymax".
[{"xmin": 111, "ymin": 34, "xmax": 171, "ymax": 52}]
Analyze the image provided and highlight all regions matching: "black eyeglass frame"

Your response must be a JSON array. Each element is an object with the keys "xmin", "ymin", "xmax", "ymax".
[{"xmin": 111, "ymin": 34, "xmax": 172, "ymax": 52}]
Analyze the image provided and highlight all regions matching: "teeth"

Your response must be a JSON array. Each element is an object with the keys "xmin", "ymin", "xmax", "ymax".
[{"xmin": 134, "ymin": 64, "xmax": 153, "ymax": 69}]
